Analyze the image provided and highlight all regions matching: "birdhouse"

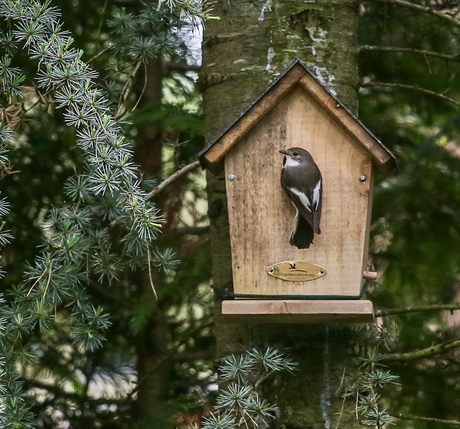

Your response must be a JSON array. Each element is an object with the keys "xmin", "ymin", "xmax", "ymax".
[{"xmin": 200, "ymin": 60, "xmax": 395, "ymax": 323}]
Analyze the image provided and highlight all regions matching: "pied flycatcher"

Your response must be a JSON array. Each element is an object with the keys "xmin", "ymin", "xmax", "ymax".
[{"xmin": 279, "ymin": 147, "xmax": 323, "ymax": 249}]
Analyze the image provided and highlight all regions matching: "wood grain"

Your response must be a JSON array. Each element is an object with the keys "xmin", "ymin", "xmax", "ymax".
[
  {"xmin": 201, "ymin": 62, "xmax": 395, "ymax": 173},
  {"xmin": 225, "ymin": 87, "xmax": 373, "ymax": 297},
  {"xmin": 298, "ymin": 74, "xmax": 392, "ymax": 166},
  {"xmin": 203, "ymin": 66, "xmax": 308, "ymax": 170},
  {"xmin": 222, "ymin": 300, "xmax": 374, "ymax": 323}
]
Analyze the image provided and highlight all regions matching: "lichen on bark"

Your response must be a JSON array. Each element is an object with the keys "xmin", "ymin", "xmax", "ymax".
[{"xmin": 202, "ymin": 0, "xmax": 359, "ymax": 141}]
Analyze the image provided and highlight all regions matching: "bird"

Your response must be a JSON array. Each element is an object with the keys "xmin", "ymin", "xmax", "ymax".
[{"xmin": 279, "ymin": 147, "xmax": 323, "ymax": 249}]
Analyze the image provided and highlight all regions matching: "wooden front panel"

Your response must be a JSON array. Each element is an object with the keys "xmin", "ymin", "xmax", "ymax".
[{"xmin": 224, "ymin": 87, "xmax": 373, "ymax": 297}]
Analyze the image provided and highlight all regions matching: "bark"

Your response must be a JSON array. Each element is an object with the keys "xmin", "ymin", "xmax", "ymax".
[
  {"xmin": 132, "ymin": 55, "xmax": 174, "ymax": 426},
  {"xmin": 202, "ymin": 0, "xmax": 362, "ymax": 427},
  {"xmin": 202, "ymin": 0, "xmax": 359, "ymax": 139},
  {"xmin": 133, "ymin": 57, "xmax": 164, "ymax": 178}
]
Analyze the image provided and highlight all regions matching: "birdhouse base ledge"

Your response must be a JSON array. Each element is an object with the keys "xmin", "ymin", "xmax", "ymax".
[{"xmin": 222, "ymin": 299, "xmax": 374, "ymax": 323}]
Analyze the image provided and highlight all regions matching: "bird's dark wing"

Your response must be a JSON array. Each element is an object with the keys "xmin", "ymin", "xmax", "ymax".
[
  {"xmin": 281, "ymin": 182, "xmax": 315, "ymax": 231},
  {"xmin": 282, "ymin": 163, "xmax": 322, "ymax": 233}
]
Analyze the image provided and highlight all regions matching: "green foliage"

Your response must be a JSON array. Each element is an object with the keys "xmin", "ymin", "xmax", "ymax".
[
  {"xmin": 344, "ymin": 328, "xmax": 400, "ymax": 429},
  {"xmin": 203, "ymin": 348, "xmax": 297, "ymax": 429},
  {"xmin": 0, "ymin": 0, "xmax": 208, "ymax": 427},
  {"xmin": 0, "ymin": 0, "xmax": 458, "ymax": 427},
  {"xmin": 359, "ymin": 2, "xmax": 460, "ymax": 427}
]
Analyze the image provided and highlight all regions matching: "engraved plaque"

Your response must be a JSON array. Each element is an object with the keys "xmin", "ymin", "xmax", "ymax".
[{"xmin": 267, "ymin": 261, "xmax": 327, "ymax": 282}]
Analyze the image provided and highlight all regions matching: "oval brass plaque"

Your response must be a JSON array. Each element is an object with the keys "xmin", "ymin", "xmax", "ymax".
[{"xmin": 267, "ymin": 261, "xmax": 327, "ymax": 282}]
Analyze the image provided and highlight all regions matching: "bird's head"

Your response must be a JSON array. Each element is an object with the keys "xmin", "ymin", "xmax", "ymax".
[{"xmin": 279, "ymin": 147, "xmax": 313, "ymax": 165}]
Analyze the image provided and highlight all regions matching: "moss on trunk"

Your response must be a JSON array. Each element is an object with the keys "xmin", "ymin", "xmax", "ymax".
[{"xmin": 202, "ymin": 0, "xmax": 359, "ymax": 141}]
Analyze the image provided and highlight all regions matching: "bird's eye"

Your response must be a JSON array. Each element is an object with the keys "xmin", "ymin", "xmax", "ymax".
[{"xmin": 293, "ymin": 151, "xmax": 299, "ymax": 156}]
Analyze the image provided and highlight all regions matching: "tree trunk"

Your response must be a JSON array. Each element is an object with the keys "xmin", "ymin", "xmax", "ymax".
[
  {"xmin": 132, "ymin": 56, "xmax": 174, "ymax": 427},
  {"xmin": 202, "ymin": 1, "xmax": 362, "ymax": 427}
]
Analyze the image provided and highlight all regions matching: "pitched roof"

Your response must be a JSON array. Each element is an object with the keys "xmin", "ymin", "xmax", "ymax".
[{"xmin": 199, "ymin": 59, "xmax": 396, "ymax": 173}]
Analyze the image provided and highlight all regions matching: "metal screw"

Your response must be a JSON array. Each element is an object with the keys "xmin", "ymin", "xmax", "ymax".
[
  {"xmin": 228, "ymin": 174, "xmax": 236, "ymax": 181},
  {"xmin": 359, "ymin": 174, "xmax": 367, "ymax": 182}
]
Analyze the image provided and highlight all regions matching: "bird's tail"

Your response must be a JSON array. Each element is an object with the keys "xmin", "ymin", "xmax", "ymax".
[
  {"xmin": 290, "ymin": 213, "xmax": 314, "ymax": 249},
  {"xmin": 313, "ymin": 211, "xmax": 321, "ymax": 234}
]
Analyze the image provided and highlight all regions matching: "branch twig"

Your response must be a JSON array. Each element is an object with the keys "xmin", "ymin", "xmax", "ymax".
[
  {"xmin": 126, "ymin": 320, "xmax": 213, "ymax": 400},
  {"xmin": 360, "ymin": 45, "xmax": 460, "ymax": 62},
  {"xmin": 393, "ymin": 413, "xmax": 460, "ymax": 426},
  {"xmin": 146, "ymin": 246, "xmax": 157, "ymax": 300},
  {"xmin": 369, "ymin": 0, "xmax": 460, "ymax": 28},
  {"xmin": 361, "ymin": 81, "xmax": 460, "ymax": 106},
  {"xmin": 146, "ymin": 160, "xmax": 201, "ymax": 199},
  {"xmin": 375, "ymin": 303, "xmax": 460, "ymax": 317},
  {"xmin": 164, "ymin": 61, "xmax": 201, "ymax": 73},
  {"xmin": 131, "ymin": 62, "xmax": 148, "ymax": 113},
  {"xmin": 115, "ymin": 60, "xmax": 143, "ymax": 120},
  {"xmin": 380, "ymin": 338, "xmax": 460, "ymax": 363},
  {"xmin": 164, "ymin": 226, "xmax": 210, "ymax": 238}
]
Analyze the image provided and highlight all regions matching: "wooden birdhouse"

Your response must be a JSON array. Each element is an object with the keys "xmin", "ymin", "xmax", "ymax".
[{"xmin": 200, "ymin": 60, "xmax": 395, "ymax": 323}]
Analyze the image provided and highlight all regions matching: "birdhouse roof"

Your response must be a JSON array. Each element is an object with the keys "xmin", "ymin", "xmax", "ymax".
[{"xmin": 199, "ymin": 59, "xmax": 396, "ymax": 173}]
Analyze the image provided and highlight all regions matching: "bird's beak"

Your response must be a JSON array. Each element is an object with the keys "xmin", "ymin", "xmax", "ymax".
[{"xmin": 279, "ymin": 150, "xmax": 288, "ymax": 155}]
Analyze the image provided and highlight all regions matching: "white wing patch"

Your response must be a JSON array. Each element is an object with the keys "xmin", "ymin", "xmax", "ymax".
[
  {"xmin": 289, "ymin": 187, "xmax": 312, "ymax": 212},
  {"xmin": 312, "ymin": 180, "xmax": 321, "ymax": 210}
]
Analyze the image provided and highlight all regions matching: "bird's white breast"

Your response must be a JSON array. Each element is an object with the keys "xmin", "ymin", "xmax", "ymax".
[{"xmin": 283, "ymin": 157, "xmax": 301, "ymax": 167}]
